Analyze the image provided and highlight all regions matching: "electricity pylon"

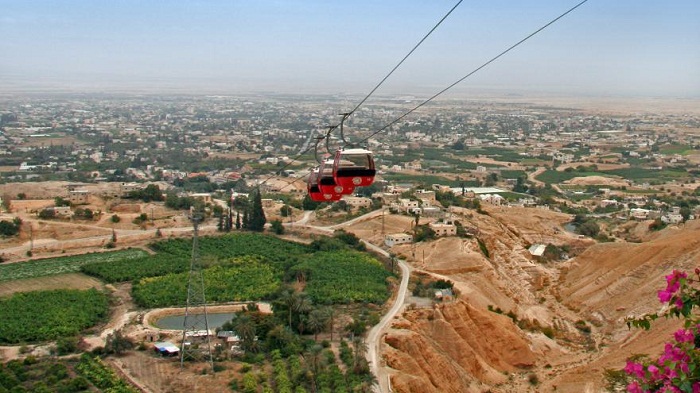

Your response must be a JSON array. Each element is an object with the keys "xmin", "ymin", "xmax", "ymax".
[{"xmin": 180, "ymin": 213, "xmax": 214, "ymax": 371}]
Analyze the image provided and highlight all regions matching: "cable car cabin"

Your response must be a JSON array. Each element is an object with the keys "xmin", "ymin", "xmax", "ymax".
[
  {"xmin": 333, "ymin": 148, "xmax": 376, "ymax": 189},
  {"xmin": 308, "ymin": 167, "xmax": 342, "ymax": 202},
  {"xmin": 318, "ymin": 159, "xmax": 354, "ymax": 195}
]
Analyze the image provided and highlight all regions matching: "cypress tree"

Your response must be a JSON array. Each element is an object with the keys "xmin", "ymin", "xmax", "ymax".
[
  {"xmin": 248, "ymin": 189, "xmax": 267, "ymax": 232},
  {"xmin": 235, "ymin": 211, "xmax": 241, "ymax": 229}
]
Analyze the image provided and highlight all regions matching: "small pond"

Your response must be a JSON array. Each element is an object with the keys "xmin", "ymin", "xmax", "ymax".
[
  {"xmin": 154, "ymin": 313, "xmax": 237, "ymax": 330},
  {"xmin": 563, "ymin": 222, "xmax": 577, "ymax": 234}
]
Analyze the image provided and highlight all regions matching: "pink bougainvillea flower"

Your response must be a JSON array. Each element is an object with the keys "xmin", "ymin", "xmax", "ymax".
[
  {"xmin": 665, "ymin": 270, "xmax": 687, "ymax": 293},
  {"xmin": 625, "ymin": 361, "xmax": 646, "ymax": 379},
  {"xmin": 658, "ymin": 289, "xmax": 673, "ymax": 303},
  {"xmin": 692, "ymin": 382, "xmax": 700, "ymax": 393},
  {"xmin": 673, "ymin": 329, "xmax": 694, "ymax": 343},
  {"xmin": 627, "ymin": 380, "xmax": 643, "ymax": 393}
]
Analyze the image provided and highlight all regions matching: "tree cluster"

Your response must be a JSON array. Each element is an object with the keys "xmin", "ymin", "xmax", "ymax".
[
  {"xmin": 127, "ymin": 184, "xmax": 164, "ymax": 203},
  {"xmin": 240, "ymin": 189, "xmax": 266, "ymax": 232},
  {"xmin": 0, "ymin": 217, "xmax": 21, "ymax": 237}
]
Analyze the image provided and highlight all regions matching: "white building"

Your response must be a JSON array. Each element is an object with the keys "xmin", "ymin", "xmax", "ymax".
[
  {"xmin": 630, "ymin": 208, "xmax": 650, "ymax": 220},
  {"xmin": 68, "ymin": 190, "xmax": 90, "ymax": 205},
  {"xmin": 385, "ymin": 233, "xmax": 413, "ymax": 247},
  {"xmin": 429, "ymin": 222, "xmax": 457, "ymax": 237},
  {"xmin": 342, "ymin": 196, "xmax": 372, "ymax": 209},
  {"xmin": 120, "ymin": 182, "xmax": 143, "ymax": 197},
  {"xmin": 661, "ymin": 213, "xmax": 684, "ymax": 225},
  {"xmin": 479, "ymin": 193, "xmax": 505, "ymax": 205}
]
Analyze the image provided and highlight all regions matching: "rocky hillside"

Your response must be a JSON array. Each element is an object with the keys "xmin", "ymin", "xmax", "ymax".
[
  {"xmin": 347, "ymin": 207, "xmax": 700, "ymax": 392},
  {"xmin": 384, "ymin": 301, "xmax": 536, "ymax": 393}
]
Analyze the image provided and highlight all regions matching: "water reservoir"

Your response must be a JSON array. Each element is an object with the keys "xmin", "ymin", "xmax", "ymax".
[{"xmin": 154, "ymin": 313, "xmax": 237, "ymax": 330}]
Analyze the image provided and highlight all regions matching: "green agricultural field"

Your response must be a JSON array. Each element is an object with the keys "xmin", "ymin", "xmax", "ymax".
[
  {"xmin": 468, "ymin": 147, "xmax": 527, "ymax": 162},
  {"xmin": 150, "ymin": 233, "xmax": 310, "ymax": 270},
  {"xmin": 659, "ymin": 144, "xmax": 696, "ymax": 155},
  {"xmin": 0, "ymin": 288, "xmax": 109, "ymax": 343},
  {"xmin": 535, "ymin": 170, "xmax": 611, "ymax": 184},
  {"xmin": 81, "ymin": 254, "xmax": 190, "ymax": 283},
  {"xmin": 132, "ymin": 256, "xmax": 281, "ymax": 308},
  {"xmin": 605, "ymin": 167, "xmax": 690, "ymax": 182},
  {"xmin": 81, "ymin": 233, "xmax": 310, "ymax": 283},
  {"xmin": 0, "ymin": 356, "xmax": 133, "ymax": 393},
  {"xmin": 499, "ymin": 170, "xmax": 527, "ymax": 179},
  {"xmin": 0, "ymin": 249, "xmax": 148, "ymax": 283},
  {"xmin": 382, "ymin": 173, "xmax": 480, "ymax": 188},
  {"xmin": 76, "ymin": 354, "xmax": 139, "ymax": 393},
  {"xmin": 291, "ymin": 251, "xmax": 392, "ymax": 304}
]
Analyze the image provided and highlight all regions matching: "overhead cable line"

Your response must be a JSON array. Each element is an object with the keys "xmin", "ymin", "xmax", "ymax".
[
  {"xmin": 345, "ymin": 0, "xmax": 464, "ymax": 117},
  {"xmin": 258, "ymin": 0, "xmax": 589, "ymax": 190},
  {"xmin": 358, "ymin": 0, "xmax": 589, "ymax": 144},
  {"xmin": 257, "ymin": 0, "xmax": 464, "ymax": 187}
]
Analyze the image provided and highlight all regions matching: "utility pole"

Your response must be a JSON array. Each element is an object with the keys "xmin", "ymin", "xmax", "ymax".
[
  {"xmin": 381, "ymin": 206, "xmax": 385, "ymax": 235},
  {"xmin": 180, "ymin": 213, "xmax": 214, "ymax": 372}
]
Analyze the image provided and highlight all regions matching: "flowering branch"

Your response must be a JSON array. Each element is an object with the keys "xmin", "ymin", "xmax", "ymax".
[{"xmin": 623, "ymin": 269, "xmax": 700, "ymax": 393}]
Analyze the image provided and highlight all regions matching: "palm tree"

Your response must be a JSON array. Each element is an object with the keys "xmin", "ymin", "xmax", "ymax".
[
  {"xmin": 322, "ymin": 307, "xmax": 336, "ymax": 342},
  {"xmin": 278, "ymin": 289, "xmax": 298, "ymax": 329},
  {"xmin": 233, "ymin": 314, "xmax": 257, "ymax": 353},
  {"xmin": 308, "ymin": 308, "xmax": 329, "ymax": 341}
]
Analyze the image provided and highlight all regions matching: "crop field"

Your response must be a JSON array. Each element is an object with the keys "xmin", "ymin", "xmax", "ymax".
[
  {"xmin": 536, "ymin": 170, "xmax": 612, "ymax": 184},
  {"xmin": 0, "ymin": 249, "xmax": 148, "ymax": 283},
  {"xmin": 383, "ymin": 173, "xmax": 463, "ymax": 187},
  {"xmin": 291, "ymin": 251, "xmax": 392, "ymax": 304},
  {"xmin": 468, "ymin": 146, "xmax": 528, "ymax": 163},
  {"xmin": 0, "ymin": 356, "xmax": 136, "ymax": 393},
  {"xmin": 499, "ymin": 170, "xmax": 527, "ymax": 179},
  {"xmin": 150, "ymin": 233, "xmax": 310, "ymax": 269},
  {"xmin": 0, "ymin": 273, "xmax": 102, "ymax": 297},
  {"xmin": 83, "ymin": 234, "xmax": 310, "ymax": 283},
  {"xmin": 536, "ymin": 167, "xmax": 692, "ymax": 185},
  {"xmin": 76, "ymin": 354, "xmax": 139, "ymax": 393},
  {"xmin": 659, "ymin": 143, "xmax": 696, "ymax": 155},
  {"xmin": 0, "ymin": 288, "xmax": 109, "ymax": 343},
  {"xmin": 605, "ymin": 167, "xmax": 690, "ymax": 182},
  {"xmin": 81, "ymin": 254, "xmax": 190, "ymax": 283},
  {"xmin": 132, "ymin": 256, "xmax": 280, "ymax": 308}
]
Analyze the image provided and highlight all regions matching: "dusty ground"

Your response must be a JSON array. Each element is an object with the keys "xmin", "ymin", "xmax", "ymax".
[
  {"xmin": 556, "ymin": 162, "xmax": 630, "ymax": 171},
  {"xmin": 564, "ymin": 175, "xmax": 630, "ymax": 187},
  {"xmin": 0, "ymin": 273, "xmax": 103, "ymax": 297}
]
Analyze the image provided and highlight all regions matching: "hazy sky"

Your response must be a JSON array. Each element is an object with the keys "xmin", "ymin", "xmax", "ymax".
[{"xmin": 1, "ymin": 0, "xmax": 699, "ymax": 97}]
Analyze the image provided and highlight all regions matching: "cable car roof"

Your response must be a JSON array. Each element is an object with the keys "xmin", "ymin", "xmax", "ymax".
[{"xmin": 339, "ymin": 148, "xmax": 372, "ymax": 155}]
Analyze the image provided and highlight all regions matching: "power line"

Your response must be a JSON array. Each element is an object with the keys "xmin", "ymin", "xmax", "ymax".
[
  {"xmin": 359, "ymin": 0, "xmax": 589, "ymax": 144},
  {"xmin": 347, "ymin": 0, "xmax": 464, "ymax": 117},
  {"xmin": 256, "ymin": 0, "xmax": 464, "ymax": 188},
  {"xmin": 258, "ymin": 0, "xmax": 589, "ymax": 191}
]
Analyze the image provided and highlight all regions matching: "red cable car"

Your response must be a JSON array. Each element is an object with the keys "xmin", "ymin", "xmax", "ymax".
[
  {"xmin": 333, "ymin": 148, "xmax": 376, "ymax": 189},
  {"xmin": 317, "ymin": 159, "xmax": 354, "ymax": 195},
  {"xmin": 307, "ymin": 167, "xmax": 342, "ymax": 202}
]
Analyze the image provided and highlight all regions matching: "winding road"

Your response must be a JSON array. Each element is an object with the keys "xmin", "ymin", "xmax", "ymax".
[
  {"xmin": 363, "ymin": 242, "xmax": 410, "ymax": 393},
  {"xmin": 294, "ymin": 209, "xmax": 411, "ymax": 393}
]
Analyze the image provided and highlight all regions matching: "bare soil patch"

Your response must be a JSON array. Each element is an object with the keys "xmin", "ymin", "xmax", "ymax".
[
  {"xmin": 556, "ymin": 162, "xmax": 630, "ymax": 171},
  {"xmin": 564, "ymin": 175, "xmax": 629, "ymax": 187},
  {"xmin": 0, "ymin": 273, "xmax": 103, "ymax": 297}
]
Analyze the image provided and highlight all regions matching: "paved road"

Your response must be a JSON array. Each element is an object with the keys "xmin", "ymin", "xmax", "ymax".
[
  {"xmin": 362, "ymin": 242, "xmax": 410, "ymax": 393},
  {"xmin": 296, "ymin": 208, "xmax": 411, "ymax": 392}
]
